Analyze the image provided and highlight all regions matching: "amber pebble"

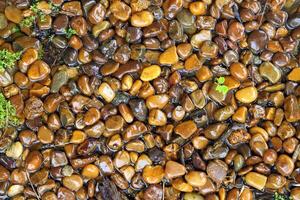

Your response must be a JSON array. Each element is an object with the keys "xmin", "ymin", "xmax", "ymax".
[
  {"xmin": 189, "ymin": 1, "xmax": 207, "ymax": 16},
  {"xmin": 27, "ymin": 60, "xmax": 50, "ymax": 82},
  {"xmin": 165, "ymin": 161, "xmax": 187, "ymax": 179},
  {"xmin": 83, "ymin": 108, "xmax": 101, "ymax": 126},
  {"xmin": 172, "ymin": 178, "xmax": 193, "ymax": 192},
  {"xmin": 131, "ymin": 11, "xmax": 154, "ymax": 27},
  {"xmin": 159, "ymin": 46, "xmax": 179, "ymax": 65},
  {"xmin": 184, "ymin": 171, "xmax": 207, "ymax": 187},
  {"xmin": 174, "ymin": 120, "xmax": 197, "ymax": 139},
  {"xmin": 228, "ymin": 21, "xmax": 245, "ymax": 42},
  {"xmin": 235, "ymin": 87, "xmax": 258, "ymax": 103},
  {"xmin": 88, "ymin": 3, "xmax": 105, "ymax": 24},
  {"xmin": 63, "ymin": 175, "xmax": 83, "ymax": 191},
  {"xmin": 70, "ymin": 130, "xmax": 86, "ymax": 144},
  {"xmin": 185, "ymin": 54, "xmax": 202, "ymax": 71},
  {"xmin": 275, "ymin": 154, "xmax": 294, "ymax": 176},
  {"xmin": 230, "ymin": 62, "xmax": 248, "ymax": 81},
  {"xmin": 110, "ymin": 1, "xmax": 132, "ymax": 21},
  {"xmin": 196, "ymin": 66, "xmax": 213, "ymax": 82},
  {"xmin": 98, "ymin": 82, "xmax": 116, "ymax": 103},
  {"xmin": 38, "ymin": 125, "xmax": 54, "ymax": 144},
  {"xmin": 82, "ymin": 164, "xmax": 99, "ymax": 179},
  {"xmin": 140, "ymin": 65, "xmax": 161, "ymax": 81},
  {"xmin": 25, "ymin": 151, "xmax": 43, "ymax": 173},
  {"xmin": 0, "ymin": 164, "xmax": 10, "ymax": 182},
  {"xmin": 288, "ymin": 68, "xmax": 300, "ymax": 82},
  {"xmin": 142, "ymin": 165, "xmax": 164, "ymax": 184},
  {"xmin": 5, "ymin": 5, "xmax": 23, "ymax": 23},
  {"xmin": 245, "ymin": 172, "xmax": 267, "ymax": 190}
]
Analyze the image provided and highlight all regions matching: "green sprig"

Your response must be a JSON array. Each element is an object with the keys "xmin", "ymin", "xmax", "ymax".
[
  {"xmin": 64, "ymin": 28, "xmax": 77, "ymax": 39},
  {"xmin": 20, "ymin": 16, "xmax": 36, "ymax": 28},
  {"xmin": 50, "ymin": 2, "xmax": 60, "ymax": 13},
  {"xmin": 0, "ymin": 93, "xmax": 19, "ymax": 128},
  {"xmin": 0, "ymin": 49, "xmax": 22, "ymax": 71},
  {"xmin": 274, "ymin": 192, "xmax": 292, "ymax": 200},
  {"xmin": 30, "ymin": 3, "xmax": 46, "ymax": 22},
  {"xmin": 215, "ymin": 76, "xmax": 229, "ymax": 95}
]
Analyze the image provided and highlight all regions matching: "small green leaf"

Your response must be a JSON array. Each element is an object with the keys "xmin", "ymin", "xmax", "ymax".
[
  {"xmin": 50, "ymin": 2, "xmax": 60, "ymax": 13},
  {"xmin": 20, "ymin": 16, "xmax": 36, "ymax": 28},
  {"xmin": 215, "ymin": 76, "xmax": 229, "ymax": 95},
  {"xmin": 0, "ymin": 93, "xmax": 19, "ymax": 128},
  {"xmin": 217, "ymin": 76, "xmax": 225, "ymax": 84},
  {"xmin": 274, "ymin": 192, "xmax": 292, "ymax": 200},
  {"xmin": 0, "ymin": 49, "xmax": 22, "ymax": 71},
  {"xmin": 64, "ymin": 28, "xmax": 77, "ymax": 39}
]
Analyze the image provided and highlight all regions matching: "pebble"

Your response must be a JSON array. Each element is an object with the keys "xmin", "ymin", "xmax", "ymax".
[
  {"xmin": 143, "ymin": 184, "xmax": 163, "ymax": 200},
  {"xmin": 248, "ymin": 30, "xmax": 268, "ymax": 53},
  {"xmin": 27, "ymin": 60, "xmax": 50, "ymax": 82},
  {"xmin": 148, "ymin": 109, "xmax": 167, "ymax": 126},
  {"xmin": 0, "ymin": 164, "xmax": 9, "ymax": 182},
  {"xmin": 140, "ymin": 65, "xmax": 161, "ymax": 81},
  {"xmin": 172, "ymin": 178, "xmax": 193, "ymax": 192},
  {"xmin": 142, "ymin": 165, "xmax": 164, "ymax": 184},
  {"xmin": 146, "ymin": 94, "xmax": 169, "ymax": 110},
  {"xmin": 129, "ymin": 99, "xmax": 148, "ymax": 122},
  {"xmin": 63, "ymin": 174, "xmax": 83, "ymax": 191},
  {"xmin": 88, "ymin": 3, "xmax": 105, "ymax": 24},
  {"xmin": 98, "ymin": 82, "xmax": 116, "ymax": 103},
  {"xmin": 284, "ymin": 95, "xmax": 300, "ymax": 122},
  {"xmin": 25, "ymin": 151, "xmax": 43, "ymax": 172},
  {"xmin": 185, "ymin": 171, "xmax": 207, "ymax": 187},
  {"xmin": 0, "ymin": 13, "xmax": 7, "ymax": 29},
  {"xmin": 259, "ymin": 62, "xmax": 282, "ymax": 83},
  {"xmin": 82, "ymin": 164, "xmax": 99, "ymax": 179},
  {"xmin": 70, "ymin": 130, "xmax": 86, "ymax": 144},
  {"xmin": 135, "ymin": 154, "xmax": 152, "ymax": 171},
  {"xmin": 207, "ymin": 159, "xmax": 228, "ymax": 184},
  {"xmin": 288, "ymin": 68, "xmax": 300, "ymax": 82},
  {"xmin": 165, "ymin": 160, "xmax": 187, "ymax": 179},
  {"xmin": 235, "ymin": 86, "xmax": 258, "ymax": 103},
  {"xmin": 110, "ymin": 1, "xmax": 131, "ymax": 21},
  {"xmin": 174, "ymin": 120, "xmax": 197, "ymax": 139},
  {"xmin": 228, "ymin": 22, "xmax": 245, "ymax": 42},
  {"xmin": 4, "ymin": 5, "xmax": 23, "ymax": 23},
  {"xmin": 159, "ymin": 46, "xmax": 179, "ymax": 65},
  {"xmin": 5, "ymin": 141, "xmax": 23, "ymax": 159},
  {"xmin": 131, "ymin": 11, "xmax": 154, "ymax": 27},
  {"xmin": 191, "ymin": 30, "xmax": 212, "ymax": 48},
  {"xmin": 245, "ymin": 172, "xmax": 267, "ymax": 190},
  {"xmin": 7, "ymin": 185, "xmax": 24, "ymax": 197},
  {"xmin": 275, "ymin": 154, "xmax": 294, "ymax": 176},
  {"xmin": 189, "ymin": 1, "xmax": 207, "ymax": 16}
]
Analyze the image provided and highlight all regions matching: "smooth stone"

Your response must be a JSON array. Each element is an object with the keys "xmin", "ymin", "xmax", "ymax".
[{"xmin": 259, "ymin": 62, "xmax": 281, "ymax": 84}]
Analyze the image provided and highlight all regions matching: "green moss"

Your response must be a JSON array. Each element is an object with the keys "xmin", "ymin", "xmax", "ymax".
[
  {"xmin": 0, "ymin": 93, "xmax": 19, "ymax": 128},
  {"xmin": 65, "ymin": 28, "xmax": 77, "ymax": 39},
  {"xmin": 274, "ymin": 192, "xmax": 292, "ymax": 200},
  {"xmin": 19, "ymin": 15, "xmax": 36, "ymax": 28},
  {"xmin": 0, "ymin": 49, "xmax": 21, "ymax": 71},
  {"xmin": 215, "ymin": 76, "xmax": 229, "ymax": 95}
]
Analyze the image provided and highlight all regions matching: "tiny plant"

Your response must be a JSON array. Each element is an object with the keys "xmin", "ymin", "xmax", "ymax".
[
  {"xmin": 0, "ymin": 49, "xmax": 21, "ymax": 71},
  {"xmin": 20, "ymin": 16, "xmax": 36, "ymax": 28},
  {"xmin": 274, "ymin": 192, "xmax": 292, "ymax": 200},
  {"xmin": 11, "ymin": 26, "xmax": 20, "ymax": 33},
  {"xmin": 19, "ymin": 1, "xmax": 47, "ymax": 28},
  {"xmin": 38, "ymin": 45, "xmax": 44, "ymax": 59},
  {"xmin": 50, "ymin": 2, "xmax": 60, "ymax": 13},
  {"xmin": 215, "ymin": 76, "xmax": 229, "ymax": 95},
  {"xmin": 65, "ymin": 28, "xmax": 77, "ymax": 39},
  {"xmin": 30, "ymin": 2, "xmax": 46, "ymax": 22},
  {"xmin": 0, "ymin": 93, "xmax": 19, "ymax": 128}
]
